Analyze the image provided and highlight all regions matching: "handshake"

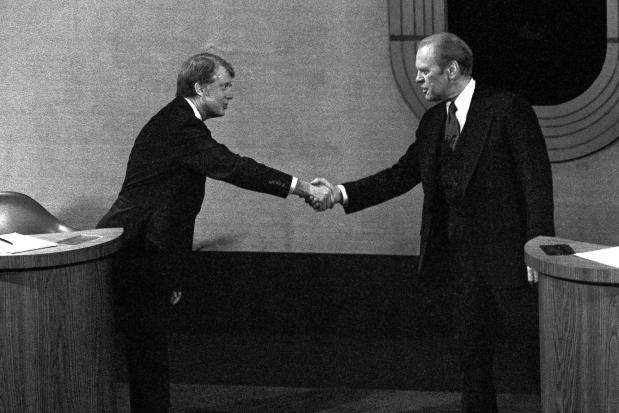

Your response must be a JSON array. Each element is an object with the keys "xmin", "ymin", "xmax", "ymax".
[{"xmin": 298, "ymin": 177, "xmax": 342, "ymax": 211}]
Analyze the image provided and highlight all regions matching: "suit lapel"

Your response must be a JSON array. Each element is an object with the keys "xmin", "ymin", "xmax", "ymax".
[{"xmin": 458, "ymin": 86, "xmax": 493, "ymax": 195}]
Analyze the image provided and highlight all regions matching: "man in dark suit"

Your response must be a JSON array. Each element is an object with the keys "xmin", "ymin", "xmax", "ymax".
[
  {"xmin": 97, "ymin": 52, "xmax": 329, "ymax": 413},
  {"xmin": 312, "ymin": 32, "xmax": 554, "ymax": 412}
]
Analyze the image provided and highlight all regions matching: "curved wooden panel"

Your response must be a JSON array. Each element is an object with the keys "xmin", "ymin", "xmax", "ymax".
[
  {"xmin": 388, "ymin": 0, "xmax": 619, "ymax": 162},
  {"xmin": 538, "ymin": 274, "xmax": 619, "ymax": 413},
  {"xmin": 526, "ymin": 236, "xmax": 619, "ymax": 413},
  {"xmin": 0, "ymin": 228, "xmax": 123, "ymax": 270},
  {"xmin": 0, "ymin": 260, "xmax": 115, "ymax": 412},
  {"xmin": 0, "ymin": 228, "xmax": 123, "ymax": 413},
  {"xmin": 524, "ymin": 235, "xmax": 618, "ymax": 284}
]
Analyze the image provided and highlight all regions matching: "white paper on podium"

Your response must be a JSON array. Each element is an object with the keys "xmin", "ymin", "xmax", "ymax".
[
  {"xmin": 574, "ymin": 246, "xmax": 619, "ymax": 269},
  {"xmin": 0, "ymin": 232, "xmax": 58, "ymax": 254}
]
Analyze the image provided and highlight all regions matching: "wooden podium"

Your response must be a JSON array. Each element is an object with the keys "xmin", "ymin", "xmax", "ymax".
[
  {"xmin": 0, "ymin": 228, "xmax": 123, "ymax": 413},
  {"xmin": 525, "ymin": 236, "xmax": 619, "ymax": 413}
]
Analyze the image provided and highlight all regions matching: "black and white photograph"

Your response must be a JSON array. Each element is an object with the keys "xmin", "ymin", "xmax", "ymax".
[{"xmin": 0, "ymin": 1, "xmax": 617, "ymax": 412}]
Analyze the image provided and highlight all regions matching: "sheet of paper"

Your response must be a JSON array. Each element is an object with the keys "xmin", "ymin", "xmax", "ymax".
[
  {"xmin": 57, "ymin": 234, "xmax": 101, "ymax": 245},
  {"xmin": 574, "ymin": 246, "xmax": 619, "ymax": 269},
  {"xmin": 0, "ymin": 232, "xmax": 58, "ymax": 254}
]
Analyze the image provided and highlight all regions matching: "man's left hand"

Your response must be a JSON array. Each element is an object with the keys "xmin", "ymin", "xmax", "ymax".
[
  {"xmin": 170, "ymin": 291, "xmax": 182, "ymax": 305},
  {"xmin": 527, "ymin": 266, "xmax": 538, "ymax": 284}
]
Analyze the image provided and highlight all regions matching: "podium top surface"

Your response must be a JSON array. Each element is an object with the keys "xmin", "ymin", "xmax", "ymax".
[
  {"xmin": 525, "ymin": 236, "xmax": 619, "ymax": 284},
  {"xmin": 0, "ymin": 228, "xmax": 123, "ymax": 270}
]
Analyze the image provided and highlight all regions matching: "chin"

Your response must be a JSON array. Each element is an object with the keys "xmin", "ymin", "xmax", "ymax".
[{"xmin": 207, "ymin": 111, "xmax": 225, "ymax": 119}]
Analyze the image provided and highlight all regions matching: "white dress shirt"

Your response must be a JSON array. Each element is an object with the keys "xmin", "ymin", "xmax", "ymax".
[{"xmin": 448, "ymin": 78, "xmax": 476, "ymax": 132}]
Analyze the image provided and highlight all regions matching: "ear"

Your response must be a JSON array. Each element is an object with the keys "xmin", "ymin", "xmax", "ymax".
[
  {"xmin": 446, "ymin": 61, "xmax": 459, "ymax": 80},
  {"xmin": 194, "ymin": 82, "xmax": 207, "ymax": 97}
]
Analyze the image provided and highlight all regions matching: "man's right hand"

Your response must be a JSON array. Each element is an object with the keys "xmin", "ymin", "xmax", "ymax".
[
  {"xmin": 306, "ymin": 181, "xmax": 333, "ymax": 211},
  {"xmin": 307, "ymin": 177, "xmax": 341, "ymax": 211}
]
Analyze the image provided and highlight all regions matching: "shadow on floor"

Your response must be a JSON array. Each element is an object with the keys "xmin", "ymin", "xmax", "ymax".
[
  {"xmin": 115, "ymin": 383, "xmax": 540, "ymax": 413},
  {"xmin": 114, "ymin": 329, "xmax": 539, "ymax": 394}
]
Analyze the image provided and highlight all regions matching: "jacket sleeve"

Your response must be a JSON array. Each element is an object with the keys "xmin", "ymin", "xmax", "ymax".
[
  {"xmin": 505, "ymin": 95, "xmax": 555, "ymax": 240},
  {"xmin": 342, "ymin": 136, "xmax": 422, "ymax": 214},
  {"xmin": 176, "ymin": 119, "xmax": 293, "ymax": 198}
]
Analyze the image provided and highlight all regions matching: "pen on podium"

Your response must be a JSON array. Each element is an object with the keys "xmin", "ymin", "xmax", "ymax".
[{"xmin": 0, "ymin": 237, "xmax": 13, "ymax": 245}]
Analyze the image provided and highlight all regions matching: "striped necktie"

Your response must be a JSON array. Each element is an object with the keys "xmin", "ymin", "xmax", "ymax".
[{"xmin": 444, "ymin": 100, "xmax": 460, "ymax": 150}]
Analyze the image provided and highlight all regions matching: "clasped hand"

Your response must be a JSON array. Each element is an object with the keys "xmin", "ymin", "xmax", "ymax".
[{"xmin": 304, "ymin": 177, "xmax": 341, "ymax": 211}]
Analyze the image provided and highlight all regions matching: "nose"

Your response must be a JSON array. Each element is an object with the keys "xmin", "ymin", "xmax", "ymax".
[{"xmin": 415, "ymin": 71, "xmax": 423, "ymax": 84}]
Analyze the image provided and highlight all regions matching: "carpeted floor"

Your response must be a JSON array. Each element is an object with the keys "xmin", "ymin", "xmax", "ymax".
[
  {"xmin": 162, "ymin": 331, "xmax": 539, "ymax": 394},
  {"xmin": 114, "ymin": 330, "xmax": 541, "ymax": 412},
  {"xmin": 112, "ymin": 252, "xmax": 542, "ymax": 411},
  {"xmin": 115, "ymin": 383, "xmax": 540, "ymax": 413}
]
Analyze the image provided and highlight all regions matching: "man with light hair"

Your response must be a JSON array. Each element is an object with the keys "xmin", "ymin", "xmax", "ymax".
[
  {"xmin": 98, "ymin": 52, "xmax": 329, "ymax": 413},
  {"xmin": 312, "ymin": 32, "xmax": 554, "ymax": 412}
]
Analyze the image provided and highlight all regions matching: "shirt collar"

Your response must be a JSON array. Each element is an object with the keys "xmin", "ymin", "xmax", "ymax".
[
  {"xmin": 447, "ymin": 78, "xmax": 475, "ymax": 129},
  {"xmin": 452, "ymin": 79, "xmax": 475, "ymax": 114},
  {"xmin": 184, "ymin": 97, "xmax": 203, "ymax": 121}
]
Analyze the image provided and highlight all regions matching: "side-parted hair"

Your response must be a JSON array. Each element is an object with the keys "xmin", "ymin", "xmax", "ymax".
[
  {"xmin": 420, "ymin": 32, "xmax": 474, "ymax": 76},
  {"xmin": 176, "ymin": 52, "xmax": 235, "ymax": 97}
]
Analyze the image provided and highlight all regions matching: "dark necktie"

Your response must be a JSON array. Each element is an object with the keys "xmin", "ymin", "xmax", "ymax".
[{"xmin": 444, "ymin": 101, "xmax": 460, "ymax": 150}]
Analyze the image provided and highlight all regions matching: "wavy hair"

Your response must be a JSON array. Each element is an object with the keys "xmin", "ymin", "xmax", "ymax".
[{"xmin": 176, "ymin": 52, "xmax": 235, "ymax": 97}]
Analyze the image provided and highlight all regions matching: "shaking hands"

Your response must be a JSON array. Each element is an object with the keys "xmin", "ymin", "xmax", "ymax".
[
  {"xmin": 292, "ymin": 177, "xmax": 342, "ymax": 211},
  {"xmin": 306, "ymin": 177, "xmax": 342, "ymax": 211}
]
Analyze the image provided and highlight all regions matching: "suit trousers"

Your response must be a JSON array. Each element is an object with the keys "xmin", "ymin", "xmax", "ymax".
[
  {"xmin": 114, "ymin": 244, "xmax": 172, "ymax": 413},
  {"xmin": 449, "ymin": 246, "xmax": 539, "ymax": 413}
]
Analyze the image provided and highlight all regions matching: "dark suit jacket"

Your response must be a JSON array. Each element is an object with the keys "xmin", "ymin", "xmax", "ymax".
[
  {"xmin": 343, "ymin": 84, "xmax": 554, "ymax": 289},
  {"xmin": 98, "ymin": 97, "xmax": 292, "ymax": 289}
]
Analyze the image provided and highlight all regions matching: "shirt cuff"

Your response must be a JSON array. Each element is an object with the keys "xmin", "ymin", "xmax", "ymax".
[
  {"xmin": 337, "ymin": 184, "xmax": 348, "ymax": 206},
  {"xmin": 289, "ymin": 176, "xmax": 298, "ymax": 195}
]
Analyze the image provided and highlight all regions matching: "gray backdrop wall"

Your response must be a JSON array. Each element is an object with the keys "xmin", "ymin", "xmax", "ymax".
[{"xmin": 1, "ymin": 0, "xmax": 617, "ymax": 254}]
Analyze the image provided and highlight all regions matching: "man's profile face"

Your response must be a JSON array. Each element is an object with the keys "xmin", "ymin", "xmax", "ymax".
[
  {"xmin": 415, "ymin": 45, "xmax": 450, "ymax": 102},
  {"xmin": 197, "ymin": 65, "xmax": 233, "ymax": 119}
]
